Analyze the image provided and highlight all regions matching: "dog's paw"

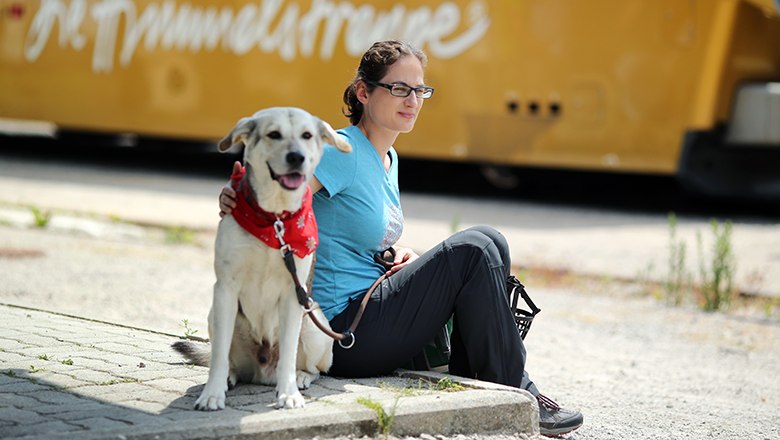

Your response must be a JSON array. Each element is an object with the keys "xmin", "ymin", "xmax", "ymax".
[
  {"xmin": 194, "ymin": 382, "xmax": 227, "ymax": 411},
  {"xmin": 296, "ymin": 371, "xmax": 319, "ymax": 390},
  {"xmin": 276, "ymin": 390, "xmax": 305, "ymax": 409}
]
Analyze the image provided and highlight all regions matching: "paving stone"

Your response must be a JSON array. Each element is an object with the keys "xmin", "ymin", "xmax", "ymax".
[
  {"xmin": 0, "ymin": 337, "xmax": 33, "ymax": 351},
  {"xmin": 162, "ymin": 405, "xmax": 252, "ymax": 422},
  {"xmin": 101, "ymin": 407, "xmax": 174, "ymax": 426},
  {"xmin": 0, "ymin": 419, "xmax": 81, "ymax": 437},
  {"xmin": 19, "ymin": 389, "xmax": 93, "ymax": 405},
  {"xmin": 115, "ymin": 398, "xmax": 171, "ymax": 414},
  {"xmin": 11, "ymin": 334, "xmax": 56, "ymax": 347},
  {"xmin": 0, "ymin": 351, "xmax": 28, "ymax": 364},
  {"xmin": 69, "ymin": 382, "xmax": 156, "ymax": 399},
  {"xmin": 10, "ymin": 346, "xmax": 61, "ymax": 359},
  {"xmin": 82, "ymin": 351, "xmax": 150, "ymax": 368},
  {"xmin": 0, "ymin": 406, "xmax": 51, "ymax": 425},
  {"xmin": 0, "ymin": 392, "xmax": 40, "ymax": 409},
  {"xmin": 32, "ymin": 400, "xmax": 109, "ymax": 417},
  {"xmin": 68, "ymin": 416, "xmax": 132, "ymax": 431},
  {"xmin": 142, "ymin": 377, "xmax": 204, "ymax": 394},
  {"xmin": 0, "ymin": 378, "xmax": 55, "ymax": 393},
  {"xmin": 54, "ymin": 367, "xmax": 117, "ymax": 385},
  {"xmin": 0, "ymin": 372, "xmax": 26, "ymax": 386}
]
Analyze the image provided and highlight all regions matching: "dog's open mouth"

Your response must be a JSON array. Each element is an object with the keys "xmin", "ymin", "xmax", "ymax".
[{"xmin": 267, "ymin": 163, "xmax": 306, "ymax": 190}]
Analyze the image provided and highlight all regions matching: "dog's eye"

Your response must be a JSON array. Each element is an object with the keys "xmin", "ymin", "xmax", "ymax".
[
  {"xmin": 301, "ymin": 132, "xmax": 312, "ymax": 140},
  {"xmin": 267, "ymin": 131, "xmax": 282, "ymax": 140}
]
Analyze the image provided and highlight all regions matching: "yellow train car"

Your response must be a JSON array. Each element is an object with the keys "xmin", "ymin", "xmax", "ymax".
[{"xmin": 1, "ymin": 0, "xmax": 779, "ymax": 198}]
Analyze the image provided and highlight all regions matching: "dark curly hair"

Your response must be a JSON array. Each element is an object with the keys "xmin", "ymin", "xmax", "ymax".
[{"xmin": 342, "ymin": 40, "xmax": 428, "ymax": 126}]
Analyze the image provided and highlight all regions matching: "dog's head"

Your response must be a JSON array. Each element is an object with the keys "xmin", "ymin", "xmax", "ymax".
[{"xmin": 218, "ymin": 107, "xmax": 351, "ymax": 210}]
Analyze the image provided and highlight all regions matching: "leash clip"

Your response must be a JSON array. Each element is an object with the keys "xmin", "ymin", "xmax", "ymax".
[
  {"xmin": 273, "ymin": 217, "xmax": 286, "ymax": 240},
  {"xmin": 273, "ymin": 217, "xmax": 291, "ymax": 256}
]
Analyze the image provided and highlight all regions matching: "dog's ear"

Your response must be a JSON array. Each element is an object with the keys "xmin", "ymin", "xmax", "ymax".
[
  {"xmin": 218, "ymin": 117, "xmax": 256, "ymax": 152},
  {"xmin": 317, "ymin": 119, "xmax": 352, "ymax": 153}
]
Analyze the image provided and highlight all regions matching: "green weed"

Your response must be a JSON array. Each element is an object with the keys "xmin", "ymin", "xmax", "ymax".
[
  {"xmin": 181, "ymin": 319, "xmax": 199, "ymax": 338},
  {"xmin": 30, "ymin": 206, "xmax": 51, "ymax": 228},
  {"xmin": 435, "ymin": 376, "xmax": 465, "ymax": 392},
  {"xmin": 165, "ymin": 226, "xmax": 197, "ymax": 245},
  {"xmin": 696, "ymin": 219, "xmax": 736, "ymax": 312},
  {"xmin": 357, "ymin": 396, "xmax": 398, "ymax": 436},
  {"xmin": 664, "ymin": 213, "xmax": 691, "ymax": 306}
]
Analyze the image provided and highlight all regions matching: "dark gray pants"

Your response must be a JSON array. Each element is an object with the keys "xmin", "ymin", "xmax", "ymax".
[{"xmin": 328, "ymin": 225, "xmax": 539, "ymax": 396}]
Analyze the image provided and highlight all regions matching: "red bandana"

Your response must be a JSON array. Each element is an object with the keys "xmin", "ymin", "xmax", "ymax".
[{"xmin": 230, "ymin": 167, "xmax": 318, "ymax": 258}]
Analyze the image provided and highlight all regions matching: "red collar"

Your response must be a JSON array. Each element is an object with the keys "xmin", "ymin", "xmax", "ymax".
[{"xmin": 230, "ymin": 166, "xmax": 317, "ymax": 258}]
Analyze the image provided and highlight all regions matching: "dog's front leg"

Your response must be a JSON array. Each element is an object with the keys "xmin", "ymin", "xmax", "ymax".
[
  {"xmin": 195, "ymin": 280, "xmax": 238, "ymax": 411},
  {"xmin": 276, "ymin": 294, "xmax": 305, "ymax": 409}
]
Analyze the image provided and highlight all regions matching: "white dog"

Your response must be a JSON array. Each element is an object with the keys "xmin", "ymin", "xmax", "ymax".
[{"xmin": 173, "ymin": 107, "xmax": 351, "ymax": 410}]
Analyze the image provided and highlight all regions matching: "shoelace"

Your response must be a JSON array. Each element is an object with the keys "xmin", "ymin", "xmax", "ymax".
[{"xmin": 537, "ymin": 393, "xmax": 561, "ymax": 411}]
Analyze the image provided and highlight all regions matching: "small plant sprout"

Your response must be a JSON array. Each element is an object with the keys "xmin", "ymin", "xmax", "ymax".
[
  {"xmin": 697, "ymin": 219, "xmax": 736, "ymax": 311},
  {"xmin": 664, "ymin": 212, "xmax": 691, "ymax": 306},
  {"xmin": 357, "ymin": 396, "xmax": 398, "ymax": 436},
  {"xmin": 435, "ymin": 376, "xmax": 466, "ymax": 391},
  {"xmin": 181, "ymin": 319, "xmax": 199, "ymax": 338},
  {"xmin": 165, "ymin": 226, "xmax": 197, "ymax": 245},
  {"xmin": 30, "ymin": 206, "xmax": 52, "ymax": 228}
]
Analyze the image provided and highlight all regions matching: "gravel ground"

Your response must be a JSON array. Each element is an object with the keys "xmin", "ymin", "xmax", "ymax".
[{"xmin": 1, "ymin": 221, "xmax": 779, "ymax": 439}]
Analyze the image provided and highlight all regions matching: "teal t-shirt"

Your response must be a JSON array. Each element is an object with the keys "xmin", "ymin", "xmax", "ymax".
[{"xmin": 312, "ymin": 125, "xmax": 403, "ymax": 320}]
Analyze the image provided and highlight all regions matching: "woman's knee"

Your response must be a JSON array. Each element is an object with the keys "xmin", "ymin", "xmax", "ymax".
[
  {"xmin": 461, "ymin": 225, "xmax": 510, "ymax": 270},
  {"xmin": 448, "ymin": 228, "xmax": 507, "ymax": 271}
]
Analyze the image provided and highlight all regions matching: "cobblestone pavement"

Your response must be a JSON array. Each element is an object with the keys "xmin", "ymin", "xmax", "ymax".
[{"xmin": 0, "ymin": 304, "xmax": 537, "ymax": 440}]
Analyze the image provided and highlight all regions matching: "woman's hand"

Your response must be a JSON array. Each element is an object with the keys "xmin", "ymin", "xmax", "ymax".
[
  {"xmin": 219, "ymin": 161, "xmax": 241, "ymax": 218},
  {"xmin": 386, "ymin": 246, "xmax": 419, "ymax": 276}
]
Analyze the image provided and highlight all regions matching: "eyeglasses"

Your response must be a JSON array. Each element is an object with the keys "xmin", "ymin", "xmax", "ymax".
[{"xmin": 364, "ymin": 80, "xmax": 435, "ymax": 99}]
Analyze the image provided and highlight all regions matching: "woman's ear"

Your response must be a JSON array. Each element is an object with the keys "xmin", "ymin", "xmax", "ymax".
[{"xmin": 355, "ymin": 80, "xmax": 370, "ymax": 105}]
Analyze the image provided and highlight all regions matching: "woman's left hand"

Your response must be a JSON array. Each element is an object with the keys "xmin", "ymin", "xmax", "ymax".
[{"xmin": 386, "ymin": 246, "xmax": 419, "ymax": 276}]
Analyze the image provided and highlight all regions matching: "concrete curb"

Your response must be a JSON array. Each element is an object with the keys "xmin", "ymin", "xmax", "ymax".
[{"xmin": 0, "ymin": 304, "xmax": 538, "ymax": 440}]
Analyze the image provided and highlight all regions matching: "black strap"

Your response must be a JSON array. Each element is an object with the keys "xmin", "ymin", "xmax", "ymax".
[
  {"xmin": 281, "ymin": 247, "xmax": 383, "ymax": 349},
  {"xmin": 282, "ymin": 249, "xmax": 310, "ymax": 308}
]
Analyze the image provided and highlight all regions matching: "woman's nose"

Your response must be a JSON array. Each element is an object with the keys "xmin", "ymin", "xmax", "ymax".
[{"xmin": 404, "ymin": 93, "xmax": 420, "ymax": 106}]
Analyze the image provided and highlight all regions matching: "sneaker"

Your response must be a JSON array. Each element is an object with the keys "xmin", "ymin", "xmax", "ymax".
[{"xmin": 537, "ymin": 394, "xmax": 584, "ymax": 437}]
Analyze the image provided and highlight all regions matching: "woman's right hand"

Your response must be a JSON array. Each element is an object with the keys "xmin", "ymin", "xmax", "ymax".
[{"xmin": 219, "ymin": 161, "xmax": 241, "ymax": 218}]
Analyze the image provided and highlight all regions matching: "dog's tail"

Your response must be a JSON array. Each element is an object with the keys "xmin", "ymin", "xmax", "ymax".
[{"xmin": 171, "ymin": 341, "xmax": 210, "ymax": 367}]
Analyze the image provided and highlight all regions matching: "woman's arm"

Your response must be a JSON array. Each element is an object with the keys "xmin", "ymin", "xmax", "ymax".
[
  {"xmin": 218, "ymin": 161, "xmax": 241, "ymax": 217},
  {"xmin": 309, "ymin": 176, "xmax": 323, "ymax": 194}
]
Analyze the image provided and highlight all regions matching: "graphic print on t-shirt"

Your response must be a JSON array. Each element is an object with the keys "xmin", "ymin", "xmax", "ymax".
[{"xmin": 380, "ymin": 203, "xmax": 403, "ymax": 251}]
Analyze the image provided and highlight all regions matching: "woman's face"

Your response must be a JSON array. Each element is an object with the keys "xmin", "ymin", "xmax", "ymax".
[{"xmin": 360, "ymin": 55, "xmax": 426, "ymax": 135}]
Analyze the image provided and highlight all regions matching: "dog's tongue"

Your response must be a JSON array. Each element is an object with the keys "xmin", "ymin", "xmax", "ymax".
[{"xmin": 277, "ymin": 173, "xmax": 305, "ymax": 190}]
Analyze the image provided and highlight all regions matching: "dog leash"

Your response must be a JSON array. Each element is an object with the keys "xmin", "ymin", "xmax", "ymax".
[{"xmin": 275, "ymin": 217, "xmax": 383, "ymax": 349}]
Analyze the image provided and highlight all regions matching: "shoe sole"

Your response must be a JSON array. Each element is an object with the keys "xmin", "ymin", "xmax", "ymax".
[{"xmin": 540, "ymin": 422, "xmax": 583, "ymax": 437}]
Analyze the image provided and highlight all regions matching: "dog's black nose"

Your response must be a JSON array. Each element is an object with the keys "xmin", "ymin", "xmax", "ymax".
[{"xmin": 286, "ymin": 152, "xmax": 305, "ymax": 167}]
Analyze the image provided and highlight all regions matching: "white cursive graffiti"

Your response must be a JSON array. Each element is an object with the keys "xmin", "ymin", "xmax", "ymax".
[{"xmin": 24, "ymin": 0, "xmax": 491, "ymax": 73}]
